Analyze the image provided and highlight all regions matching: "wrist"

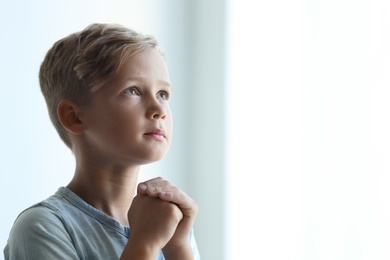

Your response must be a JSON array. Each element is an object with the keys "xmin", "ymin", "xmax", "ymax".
[
  {"xmin": 121, "ymin": 235, "xmax": 161, "ymax": 260},
  {"xmin": 163, "ymin": 242, "xmax": 193, "ymax": 260}
]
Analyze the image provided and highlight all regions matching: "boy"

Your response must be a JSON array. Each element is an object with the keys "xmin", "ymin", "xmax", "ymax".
[{"xmin": 4, "ymin": 23, "xmax": 199, "ymax": 259}]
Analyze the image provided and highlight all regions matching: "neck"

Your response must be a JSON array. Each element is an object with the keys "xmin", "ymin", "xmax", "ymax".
[{"xmin": 67, "ymin": 160, "xmax": 140, "ymax": 226}]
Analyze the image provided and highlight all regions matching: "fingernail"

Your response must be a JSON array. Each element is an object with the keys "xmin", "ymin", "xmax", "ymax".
[{"xmin": 139, "ymin": 183, "xmax": 147, "ymax": 191}]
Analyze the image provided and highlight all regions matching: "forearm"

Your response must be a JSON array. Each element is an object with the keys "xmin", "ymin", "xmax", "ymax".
[
  {"xmin": 120, "ymin": 237, "xmax": 160, "ymax": 260},
  {"xmin": 163, "ymin": 242, "xmax": 194, "ymax": 260}
]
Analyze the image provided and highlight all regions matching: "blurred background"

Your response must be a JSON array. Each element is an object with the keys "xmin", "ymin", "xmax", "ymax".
[{"xmin": 1, "ymin": 0, "xmax": 390, "ymax": 259}]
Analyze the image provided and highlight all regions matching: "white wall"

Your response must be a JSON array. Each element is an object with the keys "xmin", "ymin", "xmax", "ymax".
[
  {"xmin": 227, "ymin": 0, "xmax": 390, "ymax": 259},
  {"xmin": 0, "ymin": 1, "xmax": 226, "ymax": 259}
]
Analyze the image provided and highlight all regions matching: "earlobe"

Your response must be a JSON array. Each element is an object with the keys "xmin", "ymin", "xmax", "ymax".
[{"xmin": 57, "ymin": 99, "xmax": 85, "ymax": 135}]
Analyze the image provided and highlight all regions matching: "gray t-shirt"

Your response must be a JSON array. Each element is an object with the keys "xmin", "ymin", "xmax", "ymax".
[{"xmin": 4, "ymin": 187, "xmax": 200, "ymax": 259}]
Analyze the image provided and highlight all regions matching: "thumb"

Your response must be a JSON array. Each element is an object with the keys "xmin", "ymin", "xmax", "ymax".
[{"xmin": 137, "ymin": 183, "xmax": 148, "ymax": 194}]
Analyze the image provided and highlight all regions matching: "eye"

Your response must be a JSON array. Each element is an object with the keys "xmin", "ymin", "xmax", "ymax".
[
  {"xmin": 157, "ymin": 91, "xmax": 170, "ymax": 100},
  {"xmin": 123, "ymin": 87, "xmax": 139, "ymax": 96}
]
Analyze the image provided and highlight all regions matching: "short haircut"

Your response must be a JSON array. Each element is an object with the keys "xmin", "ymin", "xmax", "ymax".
[{"xmin": 39, "ymin": 23, "xmax": 159, "ymax": 148}]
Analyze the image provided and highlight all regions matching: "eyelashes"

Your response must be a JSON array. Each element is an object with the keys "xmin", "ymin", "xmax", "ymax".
[
  {"xmin": 123, "ymin": 87, "xmax": 139, "ymax": 96},
  {"xmin": 123, "ymin": 87, "xmax": 170, "ymax": 100},
  {"xmin": 157, "ymin": 91, "xmax": 170, "ymax": 100}
]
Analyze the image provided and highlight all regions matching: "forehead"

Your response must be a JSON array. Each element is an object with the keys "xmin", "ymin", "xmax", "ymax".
[{"xmin": 115, "ymin": 49, "xmax": 170, "ymax": 83}]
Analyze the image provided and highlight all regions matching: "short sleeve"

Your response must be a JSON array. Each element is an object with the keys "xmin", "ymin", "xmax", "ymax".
[
  {"xmin": 4, "ymin": 206, "xmax": 79, "ymax": 260},
  {"xmin": 189, "ymin": 229, "xmax": 201, "ymax": 260}
]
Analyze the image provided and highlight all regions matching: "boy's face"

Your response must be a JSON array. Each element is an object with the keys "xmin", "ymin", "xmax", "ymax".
[{"xmin": 81, "ymin": 49, "xmax": 173, "ymax": 166}]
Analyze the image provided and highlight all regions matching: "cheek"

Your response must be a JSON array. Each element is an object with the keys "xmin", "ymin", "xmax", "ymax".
[
  {"xmin": 91, "ymin": 107, "xmax": 136, "ymax": 135},
  {"xmin": 110, "ymin": 113, "xmax": 139, "ymax": 136}
]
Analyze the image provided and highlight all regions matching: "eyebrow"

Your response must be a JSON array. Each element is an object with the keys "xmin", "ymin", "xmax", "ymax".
[{"xmin": 124, "ymin": 76, "xmax": 171, "ymax": 88}]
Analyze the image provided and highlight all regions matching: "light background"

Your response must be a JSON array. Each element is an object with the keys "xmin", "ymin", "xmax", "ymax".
[
  {"xmin": 227, "ymin": 0, "xmax": 390, "ymax": 259},
  {"xmin": 1, "ymin": 1, "xmax": 390, "ymax": 260}
]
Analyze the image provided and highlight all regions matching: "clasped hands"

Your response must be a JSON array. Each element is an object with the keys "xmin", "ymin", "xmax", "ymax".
[{"xmin": 127, "ymin": 177, "xmax": 198, "ymax": 259}]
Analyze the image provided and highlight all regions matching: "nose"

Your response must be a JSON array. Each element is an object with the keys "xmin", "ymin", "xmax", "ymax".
[{"xmin": 146, "ymin": 98, "xmax": 167, "ymax": 120}]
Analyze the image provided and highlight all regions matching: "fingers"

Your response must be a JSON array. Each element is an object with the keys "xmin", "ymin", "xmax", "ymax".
[
  {"xmin": 137, "ymin": 177, "xmax": 177, "ymax": 199},
  {"xmin": 137, "ymin": 177, "xmax": 197, "ymax": 217}
]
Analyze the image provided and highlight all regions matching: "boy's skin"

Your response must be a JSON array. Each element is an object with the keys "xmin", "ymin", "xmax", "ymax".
[{"xmin": 57, "ymin": 48, "xmax": 197, "ymax": 259}]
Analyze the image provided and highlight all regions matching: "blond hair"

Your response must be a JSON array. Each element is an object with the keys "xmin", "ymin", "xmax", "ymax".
[{"xmin": 39, "ymin": 23, "xmax": 159, "ymax": 148}]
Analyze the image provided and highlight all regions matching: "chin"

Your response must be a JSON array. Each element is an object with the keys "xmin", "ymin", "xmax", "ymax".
[{"xmin": 138, "ymin": 153, "xmax": 167, "ymax": 166}]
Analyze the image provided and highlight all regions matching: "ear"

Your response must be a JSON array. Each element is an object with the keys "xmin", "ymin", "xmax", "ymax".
[{"xmin": 57, "ymin": 99, "xmax": 85, "ymax": 135}]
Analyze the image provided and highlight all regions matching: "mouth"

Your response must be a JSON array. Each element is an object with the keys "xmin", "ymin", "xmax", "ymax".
[{"xmin": 144, "ymin": 129, "xmax": 166, "ymax": 141}]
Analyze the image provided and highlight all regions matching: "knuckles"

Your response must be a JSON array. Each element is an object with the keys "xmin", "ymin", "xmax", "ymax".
[{"xmin": 163, "ymin": 201, "xmax": 183, "ymax": 223}]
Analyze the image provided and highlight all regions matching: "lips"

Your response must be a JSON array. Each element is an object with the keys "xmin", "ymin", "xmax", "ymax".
[{"xmin": 144, "ymin": 129, "xmax": 166, "ymax": 140}]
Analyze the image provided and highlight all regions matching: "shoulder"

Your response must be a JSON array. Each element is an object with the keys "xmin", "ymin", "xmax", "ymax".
[
  {"xmin": 11, "ymin": 203, "xmax": 66, "ymax": 234},
  {"xmin": 5, "ymin": 202, "xmax": 79, "ymax": 259},
  {"xmin": 9, "ymin": 191, "xmax": 74, "ymax": 238}
]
